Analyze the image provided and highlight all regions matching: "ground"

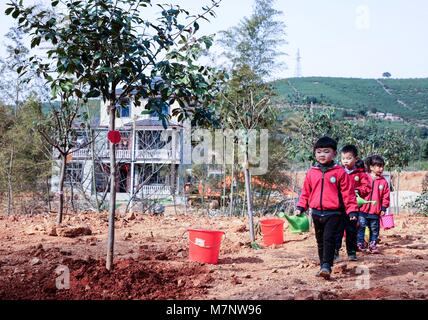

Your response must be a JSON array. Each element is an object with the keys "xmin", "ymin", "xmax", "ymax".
[{"xmin": 0, "ymin": 209, "xmax": 427, "ymax": 300}]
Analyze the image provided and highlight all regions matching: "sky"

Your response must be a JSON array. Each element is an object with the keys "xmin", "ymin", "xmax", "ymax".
[{"xmin": 1, "ymin": 0, "xmax": 427, "ymax": 79}]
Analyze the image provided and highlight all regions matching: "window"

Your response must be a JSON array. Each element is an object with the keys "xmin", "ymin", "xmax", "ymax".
[
  {"xmin": 65, "ymin": 163, "xmax": 84, "ymax": 185},
  {"xmin": 117, "ymin": 131, "xmax": 131, "ymax": 150},
  {"xmin": 94, "ymin": 164, "xmax": 109, "ymax": 193},
  {"xmin": 138, "ymin": 164, "xmax": 167, "ymax": 185},
  {"xmin": 94, "ymin": 164, "xmax": 129, "ymax": 193},
  {"xmin": 71, "ymin": 131, "xmax": 88, "ymax": 149},
  {"xmin": 137, "ymin": 130, "xmax": 167, "ymax": 150},
  {"xmin": 116, "ymin": 98, "xmax": 131, "ymax": 118}
]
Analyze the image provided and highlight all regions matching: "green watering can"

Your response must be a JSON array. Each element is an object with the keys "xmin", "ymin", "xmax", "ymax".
[
  {"xmin": 278, "ymin": 212, "xmax": 310, "ymax": 233},
  {"xmin": 356, "ymin": 195, "xmax": 377, "ymax": 207}
]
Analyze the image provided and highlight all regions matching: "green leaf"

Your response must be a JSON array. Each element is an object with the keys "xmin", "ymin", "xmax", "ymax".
[
  {"xmin": 12, "ymin": 9, "xmax": 20, "ymax": 19},
  {"xmin": 86, "ymin": 89, "xmax": 100, "ymax": 98},
  {"xmin": 5, "ymin": 7, "xmax": 14, "ymax": 15},
  {"xmin": 51, "ymin": 0, "xmax": 59, "ymax": 6},
  {"xmin": 31, "ymin": 37, "xmax": 41, "ymax": 48},
  {"xmin": 193, "ymin": 21, "xmax": 199, "ymax": 33}
]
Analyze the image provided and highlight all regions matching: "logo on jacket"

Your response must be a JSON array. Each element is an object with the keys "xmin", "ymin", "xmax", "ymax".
[
  {"xmin": 330, "ymin": 176, "xmax": 337, "ymax": 183},
  {"xmin": 379, "ymin": 184, "xmax": 384, "ymax": 190},
  {"xmin": 354, "ymin": 176, "xmax": 360, "ymax": 182}
]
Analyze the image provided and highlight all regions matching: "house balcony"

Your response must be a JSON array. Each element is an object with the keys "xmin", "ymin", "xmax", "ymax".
[
  {"xmin": 54, "ymin": 148, "xmax": 180, "ymax": 162},
  {"xmin": 138, "ymin": 185, "xmax": 177, "ymax": 197}
]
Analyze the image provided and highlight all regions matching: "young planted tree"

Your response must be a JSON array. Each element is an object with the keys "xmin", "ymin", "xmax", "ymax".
[
  {"xmin": 216, "ymin": 0, "xmax": 286, "ymax": 242},
  {"xmin": 218, "ymin": 66, "xmax": 276, "ymax": 242},
  {"xmin": 8, "ymin": 0, "xmax": 223, "ymax": 270},
  {"xmin": 37, "ymin": 88, "xmax": 92, "ymax": 224}
]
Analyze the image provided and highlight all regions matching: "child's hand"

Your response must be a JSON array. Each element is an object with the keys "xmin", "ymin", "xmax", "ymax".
[
  {"xmin": 380, "ymin": 211, "xmax": 386, "ymax": 216},
  {"xmin": 293, "ymin": 209, "xmax": 301, "ymax": 216},
  {"xmin": 349, "ymin": 212, "xmax": 358, "ymax": 221}
]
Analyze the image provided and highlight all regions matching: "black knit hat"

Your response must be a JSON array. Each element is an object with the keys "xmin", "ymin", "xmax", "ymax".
[{"xmin": 314, "ymin": 136, "xmax": 337, "ymax": 152}]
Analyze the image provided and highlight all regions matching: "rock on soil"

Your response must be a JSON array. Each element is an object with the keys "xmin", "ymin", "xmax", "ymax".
[{"xmin": 56, "ymin": 226, "xmax": 92, "ymax": 238}]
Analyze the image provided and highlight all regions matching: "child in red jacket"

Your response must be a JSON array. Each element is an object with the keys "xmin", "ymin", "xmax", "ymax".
[
  {"xmin": 334, "ymin": 145, "xmax": 371, "ymax": 261},
  {"xmin": 357, "ymin": 155, "xmax": 390, "ymax": 253},
  {"xmin": 295, "ymin": 137, "xmax": 359, "ymax": 279}
]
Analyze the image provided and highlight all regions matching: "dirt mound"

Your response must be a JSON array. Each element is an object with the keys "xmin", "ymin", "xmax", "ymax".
[
  {"xmin": 0, "ymin": 247, "xmax": 211, "ymax": 300},
  {"xmin": 1, "ymin": 212, "xmax": 428, "ymax": 300}
]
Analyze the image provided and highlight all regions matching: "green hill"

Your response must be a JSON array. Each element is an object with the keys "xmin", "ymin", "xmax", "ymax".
[{"xmin": 273, "ymin": 77, "xmax": 428, "ymax": 121}]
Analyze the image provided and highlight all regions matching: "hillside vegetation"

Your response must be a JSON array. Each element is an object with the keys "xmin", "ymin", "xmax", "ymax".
[{"xmin": 273, "ymin": 77, "xmax": 428, "ymax": 121}]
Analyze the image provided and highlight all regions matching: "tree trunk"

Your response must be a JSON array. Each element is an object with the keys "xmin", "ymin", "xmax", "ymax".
[
  {"xmin": 263, "ymin": 188, "xmax": 272, "ymax": 214},
  {"xmin": 57, "ymin": 153, "xmax": 67, "ymax": 225},
  {"xmin": 6, "ymin": 147, "xmax": 14, "ymax": 215},
  {"xmin": 201, "ymin": 177, "xmax": 206, "ymax": 213},
  {"xmin": 106, "ymin": 104, "xmax": 117, "ymax": 271},
  {"xmin": 171, "ymin": 163, "xmax": 177, "ymax": 215},
  {"xmin": 90, "ymin": 129, "xmax": 101, "ymax": 212},
  {"xmin": 229, "ymin": 143, "xmax": 235, "ymax": 216},
  {"xmin": 222, "ymin": 132, "xmax": 227, "ymax": 215},
  {"xmin": 46, "ymin": 176, "xmax": 51, "ymax": 212},
  {"xmin": 171, "ymin": 131, "xmax": 177, "ymax": 215},
  {"xmin": 70, "ymin": 180, "xmax": 76, "ymax": 213},
  {"xmin": 244, "ymin": 159, "xmax": 255, "ymax": 242}
]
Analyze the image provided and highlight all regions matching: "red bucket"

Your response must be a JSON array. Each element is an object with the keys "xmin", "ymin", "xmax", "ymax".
[
  {"xmin": 260, "ymin": 219, "xmax": 285, "ymax": 246},
  {"xmin": 188, "ymin": 229, "xmax": 225, "ymax": 264},
  {"xmin": 380, "ymin": 214, "xmax": 395, "ymax": 230}
]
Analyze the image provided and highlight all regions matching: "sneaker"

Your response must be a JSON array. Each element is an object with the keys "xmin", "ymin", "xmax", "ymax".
[
  {"xmin": 348, "ymin": 253, "xmax": 358, "ymax": 261},
  {"xmin": 318, "ymin": 267, "xmax": 331, "ymax": 280},
  {"xmin": 369, "ymin": 241, "xmax": 379, "ymax": 254},
  {"xmin": 357, "ymin": 243, "xmax": 366, "ymax": 252}
]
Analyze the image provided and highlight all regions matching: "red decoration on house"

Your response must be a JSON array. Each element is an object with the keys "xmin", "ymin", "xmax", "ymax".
[{"xmin": 107, "ymin": 130, "xmax": 121, "ymax": 144}]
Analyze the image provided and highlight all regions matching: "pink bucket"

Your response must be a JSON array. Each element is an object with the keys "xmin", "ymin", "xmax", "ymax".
[{"xmin": 380, "ymin": 214, "xmax": 395, "ymax": 230}]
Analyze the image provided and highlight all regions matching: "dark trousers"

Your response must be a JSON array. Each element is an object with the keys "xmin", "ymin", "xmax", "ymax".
[
  {"xmin": 312, "ymin": 214, "xmax": 341, "ymax": 270},
  {"xmin": 335, "ymin": 213, "xmax": 358, "ymax": 255},
  {"xmin": 357, "ymin": 214, "xmax": 380, "ymax": 244}
]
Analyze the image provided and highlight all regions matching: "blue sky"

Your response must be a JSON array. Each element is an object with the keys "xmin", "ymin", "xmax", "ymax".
[{"xmin": 1, "ymin": 0, "xmax": 427, "ymax": 79}]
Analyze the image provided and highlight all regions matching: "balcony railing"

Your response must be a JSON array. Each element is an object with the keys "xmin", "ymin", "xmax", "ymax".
[
  {"xmin": 139, "ymin": 185, "xmax": 174, "ymax": 196},
  {"xmin": 54, "ymin": 148, "xmax": 179, "ymax": 161}
]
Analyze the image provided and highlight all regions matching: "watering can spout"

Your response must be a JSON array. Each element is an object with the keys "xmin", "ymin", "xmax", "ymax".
[
  {"xmin": 279, "ymin": 212, "xmax": 310, "ymax": 233},
  {"xmin": 356, "ymin": 195, "xmax": 377, "ymax": 207}
]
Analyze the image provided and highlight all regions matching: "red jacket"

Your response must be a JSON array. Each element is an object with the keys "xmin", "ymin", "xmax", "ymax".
[
  {"xmin": 360, "ymin": 174, "xmax": 390, "ymax": 215},
  {"xmin": 346, "ymin": 167, "xmax": 371, "ymax": 198},
  {"xmin": 297, "ymin": 163, "xmax": 359, "ymax": 214}
]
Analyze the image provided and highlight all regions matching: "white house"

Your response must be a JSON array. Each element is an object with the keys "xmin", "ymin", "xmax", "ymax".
[{"xmin": 51, "ymin": 93, "xmax": 187, "ymax": 211}]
